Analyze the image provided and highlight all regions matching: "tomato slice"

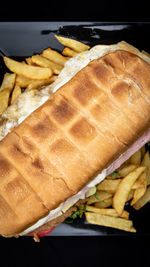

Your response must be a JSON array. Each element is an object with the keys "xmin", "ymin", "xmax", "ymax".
[{"xmin": 29, "ymin": 227, "xmax": 55, "ymax": 237}]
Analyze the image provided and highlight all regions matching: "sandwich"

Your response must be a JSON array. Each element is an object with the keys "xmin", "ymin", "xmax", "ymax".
[{"xmin": 0, "ymin": 41, "xmax": 150, "ymax": 238}]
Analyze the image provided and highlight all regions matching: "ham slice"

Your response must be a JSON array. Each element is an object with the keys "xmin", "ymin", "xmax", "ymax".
[{"xmin": 107, "ymin": 128, "xmax": 150, "ymax": 175}]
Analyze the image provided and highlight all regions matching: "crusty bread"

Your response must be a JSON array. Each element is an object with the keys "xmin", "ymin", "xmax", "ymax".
[{"xmin": 0, "ymin": 49, "xmax": 150, "ymax": 237}]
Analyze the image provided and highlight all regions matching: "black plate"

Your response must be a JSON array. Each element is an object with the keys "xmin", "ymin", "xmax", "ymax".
[{"xmin": 0, "ymin": 21, "xmax": 150, "ymax": 236}]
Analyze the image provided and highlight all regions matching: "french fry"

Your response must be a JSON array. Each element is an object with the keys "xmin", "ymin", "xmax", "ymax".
[
  {"xmin": 0, "ymin": 73, "xmax": 16, "ymax": 92},
  {"xmin": 141, "ymin": 146, "xmax": 146, "ymax": 159},
  {"xmin": 85, "ymin": 212, "xmax": 136, "ymax": 232},
  {"xmin": 25, "ymin": 57, "xmax": 37, "ymax": 65},
  {"xmin": 94, "ymin": 197, "xmax": 113, "ymax": 208},
  {"xmin": 133, "ymin": 185, "xmax": 150, "ymax": 210},
  {"xmin": 25, "ymin": 75, "xmax": 57, "ymax": 91},
  {"xmin": 10, "ymin": 84, "xmax": 22, "ymax": 104},
  {"xmin": 87, "ymin": 191, "xmax": 112, "ymax": 205},
  {"xmin": 3, "ymin": 57, "xmax": 53, "ymax": 80},
  {"xmin": 42, "ymin": 48, "xmax": 67, "ymax": 66},
  {"xmin": 113, "ymin": 166, "xmax": 145, "ymax": 215},
  {"xmin": 62, "ymin": 47, "xmax": 78, "ymax": 57},
  {"xmin": 141, "ymin": 151, "xmax": 150, "ymax": 168},
  {"xmin": 132, "ymin": 170, "xmax": 147, "ymax": 189},
  {"xmin": 130, "ymin": 150, "xmax": 142, "ymax": 165},
  {"xmin": 141, "ymin": 151, "xmax": 150, "ymax": 185},
  {"xmin": 0, "ymin": 88, "xmax": 10, "ymax": 115},
  {"xmin": 147, "ymin": 168, "xmax": 150, "ymax": 186},
  {"xmin": 132, "ymin": 179, "xmax": 145, "ymax": 189},
  {"xmin": 127, "ymin": 189, "xmax": 134, "ymax": 201},
  {"xmin": 31, "ymin": 54, "xmax": 63, "ymax": 74},
  {"xmin": 55, "ymin": 35, "xmax": 90, "ymax": 52},
  {"xmin": 86, "ymin": 205, "xmax": 129, "ymax": 219},
  {"xmin": 97, "ymin": 179, "xmax": 122, "ymax": 194},
  {"xmin": 16, "ymin": 75, "xmax": 35, "ymax": 87},
  {"xmin": 131, "ymin": 171, "xmax": 147, "ymax": 205},
  {"xmin": 118, "ymin": 164, "xmax": 137, "ymax": 177}
]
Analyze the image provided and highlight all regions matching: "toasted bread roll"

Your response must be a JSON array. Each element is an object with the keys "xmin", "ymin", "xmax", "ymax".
[{"xmin": 0, "ymin": 50, "xmax": 150, "ymax": 237}]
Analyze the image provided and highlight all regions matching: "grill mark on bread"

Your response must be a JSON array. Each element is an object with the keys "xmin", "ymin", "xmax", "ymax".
[
  {"xmin": 69, "ymin": 117, "xmax": 97, "ymax": 144},
  {"xmin": 51, "ymin": 98, "xmax": 76, "ymax": 124},
  {"xmin": 31, "ymin": 115, "xmax": 58, "ymax": 139},
  {"xmin": 0, "ymin": 194, "xmax": 17, "ymax": 218},
  {"xmin": 73, "ymin": 71, "xmax": 100, "ymax": 106},
  {"xmin": 50, "ymin": 138, "xmax": 77, "ymax": 155},
  {"xmin": 90, "ymin": 61, "xmax": 111, "ymax": 85},
  {"xmin": 0, "ymin": 155, "xmax": 11, "ymax": 179},
  {"xmin": 4, "ymin": 176, "xmax": 32, "ymax": 205}
]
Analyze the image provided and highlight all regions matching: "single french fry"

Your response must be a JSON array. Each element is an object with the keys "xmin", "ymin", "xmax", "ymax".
[
  {"xmin": 130, "ymin": 150, "xmax": 142, "ymax": 165},
  {"xmin": 3, "ymin": 57, "xmax": 52, "ymax": 80},
  {"xmin": 132, "ymin": 170, "xmax": 147, "ymax": 189},
  {"xmin": 94, "ymin": 197, "xmax": 113, "ymax": 208},
  {"xmin": 87, "ymin": 191, "xmax": 112, "ymax": 205},
  {"xmin": 131, "ymin": 171, "xmax": 147, "ymax": 205},
  {"xmin": 141, "ymin": 151, "xmax": 150, "ymax": 167},
  {"xmin": 0, "ymin": 88, "xmax": 10, "ymax": 115},
  {"xmin": 141, "ymin": 146, "xmax": 146, "ymax": 159},
  {"xmin": 25, "ymin": 57, "xmax": 32, "ymax": 65},
  {"xmin": 86, "ymin": 206, "xmax": 129, "ymax": 219},
  {"xmin": 55, "ymin": 35, "xmax": 90, "ymax": 52},
  {"xmin": 97, "ymin": 179, "xmax": 122, "ymax": 194},
  {"xmin": 85, "ymin": 212, "xmax": 136, "ymax": 232},
  {"xmin": 133, "ymin": 185, "xmax": 150, "ymax": 210},
  {"xmin": 31, "ymin": 54, "xmax": 54, "ymax": 68},
  {"xmin": 127, "ymin": 189, "xmax": 134, "ymax": 201},
  {"xmin": 16, "ymin": 75, "xmax": 35, "ymax": 87},
  {"xmin": 25, "ymin": 75, "xmax": 57, "ymax": 91},
  {"xmin": 25, "ymin": 57, "xmax": 37, "ymax": 66},
  {"xmin": 40, "ymin": 55, "xmax": 63, "ymax": 74},
  {"xmin": 32, "ymin": 54, "xmax": 63, "ymax": 74},
  {"xmin": 10, "ymin": 84, "xmax": 22, "ymax": 104},
  {"xmin": 62, "ymin": 47, "xmax": 78, "ymax": 57},
  {"xmin": 141, "ymin": 151, "xmax": 150, "ymax": 185},
  {"xmin": 113, "ymin": 166, "xmax": 145, "ymax": 215},
  {"xmin": 119, "ymin": 164, "xmax": 137, "ymax": 177},
  {"xmin": 0, "ymin": 73, "xmax": 16, "ymax": 92},
  {"xmin": 147, "ymin": 169, "xmax": 150, "ymax": 185},
  {"xmin": 42, "ymin": 48, "xmax": 67, "ymax": 66}
]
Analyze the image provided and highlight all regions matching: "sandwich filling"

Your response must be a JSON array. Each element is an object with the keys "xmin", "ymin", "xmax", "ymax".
[{"xmin": 0, "ymin": 41, "xmax": 150, "ymax": 235}]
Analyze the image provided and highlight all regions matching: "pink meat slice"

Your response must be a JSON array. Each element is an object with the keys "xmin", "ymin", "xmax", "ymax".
[{"xmin": 106, "ymin": 128, "xmax": 150, "ymax": 175}]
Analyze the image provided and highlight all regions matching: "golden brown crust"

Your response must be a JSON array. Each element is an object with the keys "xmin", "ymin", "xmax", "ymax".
[{"xmin": 0, "ymin": 49, "xmax": 150, "ymax": 237}]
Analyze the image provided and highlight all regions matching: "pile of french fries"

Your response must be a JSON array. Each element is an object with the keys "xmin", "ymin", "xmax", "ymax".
[
  {"xmin": 0, "ymin": 35, "xmax": 90, "ymax": 115},
  {"xmin": 85, "ymin": 147, "xmax": 150, "ymax": 232},
  {"xmin": 1, "ymin": 34, "xmax": 150, "ymax": 233}
]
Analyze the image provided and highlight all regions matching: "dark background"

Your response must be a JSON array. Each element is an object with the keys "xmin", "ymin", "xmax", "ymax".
[
  {"xmin": 0, "ymin": 1, "xmax": 150, "ymax": 266},
  {"xmin": 0, "ymin": 0, "xmax": 149, "ymax": 22},
  {"xmin": 1, "ymin": 235, "xmax": 150, "ymax": 266}
]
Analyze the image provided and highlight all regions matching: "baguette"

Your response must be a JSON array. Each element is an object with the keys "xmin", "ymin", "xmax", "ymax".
[{"xmin": 0, "ymin": 49, "xmax": 150, "ymax": 237}]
